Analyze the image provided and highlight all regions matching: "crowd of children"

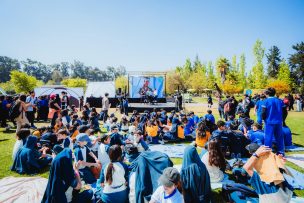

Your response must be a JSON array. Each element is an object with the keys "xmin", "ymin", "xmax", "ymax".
[{"xmin": 6, "ymin": 87, "xmax": 300, "ymax": 203}]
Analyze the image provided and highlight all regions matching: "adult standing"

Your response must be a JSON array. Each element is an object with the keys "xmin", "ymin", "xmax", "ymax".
[
  {"xmin": 102, "ymin": 93, "xmax": 111, "ymax": 123},
  {"xmin": 26, "ymin": 91, "xmax": 37, "ymax": 129},
  {"xmin": 15, "ymin": 95, "xmax": 30, "ymax": 132},
  {"xmin": 49, "ymin": 94, "xmax": 61, "ymax": 127},
  {"xmin": 262, "ymin": 87, "xmax": 287, "ymax": 155},
  {"xmin": 287, "ymin": 93, "xmax": 294, "ymax": 111},
  {"xmin": 254, "ymin": 94, "xmax": 266, "ymax": 125},
  {"xmin": 60, "ymin": 91, "xmax": 69, "ymax": 110}
]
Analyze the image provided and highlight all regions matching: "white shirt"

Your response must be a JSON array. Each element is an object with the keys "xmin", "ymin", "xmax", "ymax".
[
  {"xmin": 103, "ymin": 162, "xmax": 127, "ymax": 194},
  {"xmin": 98, "ymin": 143, "xmax": 110, "ymax": 166},
  {"xmin": 102, "ymin": 97, "xmax": 110, "ymax": 110},
  {"xmin": 151, "ymin": 186, "xmax": 184, "ymax": 203},
  {"xmin": 201, "ymin": 152, "xmax": 224, "ymax": 183},
  {"xmin": 12, "ymin": 140, "xmax": 23, "ymax": 160}
]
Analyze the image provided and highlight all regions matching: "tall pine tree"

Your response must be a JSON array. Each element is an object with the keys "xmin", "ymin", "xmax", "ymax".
[{"xmin": 266, "ymin": 46, "xmax": 282, "ymax": 78}]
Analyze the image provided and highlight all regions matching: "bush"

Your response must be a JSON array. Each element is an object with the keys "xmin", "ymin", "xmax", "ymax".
[
  {"xmin": 267, "ymin": 80, "xmax": 291, "ymax": 96},
  {"xmin": 61, "ymin": 77, "xmax": 87, "ymax": 87},
  {"xmin": 10, "ymin": 70, "xmax": 39, "ymax": 93}
]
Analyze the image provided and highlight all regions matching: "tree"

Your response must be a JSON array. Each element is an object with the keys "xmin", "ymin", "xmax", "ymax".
[
  {"xmin": 52, "ymin": 70, "xmax": 63, "ymax": 85},
  {"xmin": 267, "ymin": 80, "xmax": 290, "ymax": 96},
  {"xmin": 277, "ymin": 60, "xmax": 291, "ymax": 88},
  {"xmin": 166, "ymin": 71, "xmax": 186, "ymax": 94},
  {"xmin": 206, "ymin": 61, "xmax": 216, "ymax": 89},
  {"xmin": 238, "ymin": 54, "xmax": 247, "ymax": 89},
  {"xmin": 50, "ymin": 62, "xmax": 71, "ymax": 78},
  {"xmin": 71, "ymin": 61, "xmax": 87, "ymax": 78},
  {"xmin": 289, "ymin": 42, "xmax": 304, "ymax": 91},
  {"xmin": 22, "ymin": 59, "xmax": 52, "ymax": 83},
  {"xmin": 266, "ymin": 46, "xmax": 282, "ymax": 78},
  {"xmin": 0, "ymin": 81, "xmax": 15, "ymax": 94},
  {"xmin": 115, "ymin": 76, "xmax": 128, "ymax": 91},
  {"xmin": 215, "ymin": 57, "xmax": 230, "ymax": 84},
  {"xmin": 10, "ymin": 70, "xmax": 39, "ymax": 93},
  {"xmin": 61, "ymin": 77, "xmax": 87, "ymax": 87},
  {"xmin": 251, "ymin": 39, "xmax": 266, "ymax": 89},
  {"xmin": 0, "ymin": 56, "xmax": 21, "ymax": 82},
  {"xmin": 188, "ymin": 68, "xmax": 207, "ymax": 93}
]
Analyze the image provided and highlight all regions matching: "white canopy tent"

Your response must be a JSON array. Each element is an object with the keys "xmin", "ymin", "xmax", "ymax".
[
  {"xmin": 34, "ymin": 86, "xmax": 84, "ymax": 107},
  {"xmin": 85, "ymin": 81, "xmax": 116, "ymax": 99}
]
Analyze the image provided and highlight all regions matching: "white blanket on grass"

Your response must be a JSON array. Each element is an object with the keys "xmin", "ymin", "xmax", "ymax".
[
  {"xmin": 0, "ymin": 176, "xmax": 48, "ymax": 203},
  {"xmin": 285, "ymin": 145, "xmax": 304, "ymax": 152},
  {"xmin": 149, "ymin": 144, "xmax": 189, "ymax": 158}
]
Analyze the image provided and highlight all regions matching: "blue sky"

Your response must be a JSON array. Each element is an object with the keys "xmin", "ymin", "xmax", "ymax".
[{"xmin": 0, "ymin": 0, "xmax": 303, "ymax": 73}]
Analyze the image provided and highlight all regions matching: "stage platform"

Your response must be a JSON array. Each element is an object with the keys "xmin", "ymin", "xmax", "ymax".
[{"xmin": 128, "ymin": 102, "xmax": 176, "ymax": 112}]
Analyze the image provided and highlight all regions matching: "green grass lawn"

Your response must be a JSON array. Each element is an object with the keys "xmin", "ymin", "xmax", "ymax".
[{"xmin": 1, "ymin": 105, "xmax": 304, "ymax": 201}]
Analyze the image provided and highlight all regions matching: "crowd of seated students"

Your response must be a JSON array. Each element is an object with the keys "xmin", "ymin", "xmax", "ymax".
[{"xmin": 8, "ymin": 89, "xmax": 297, "ymax": 203}]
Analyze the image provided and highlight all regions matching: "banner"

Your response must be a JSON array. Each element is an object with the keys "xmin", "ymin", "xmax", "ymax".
[{"xmin": 130, "ymin": 76, "xmax": 164, "ymax": 98}]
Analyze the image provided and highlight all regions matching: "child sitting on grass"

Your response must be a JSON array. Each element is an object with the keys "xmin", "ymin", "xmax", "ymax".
[
  {"xmin": 150, "ymin": 167, "xmax": 183, "ymax": 203},
  {"xmin": 74, "ymin": 133, "xmax": 100, "ymax": 184}
]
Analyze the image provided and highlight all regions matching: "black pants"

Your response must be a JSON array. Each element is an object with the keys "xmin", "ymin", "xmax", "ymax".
[
  {"xmin": 26, "ymin": 111, "xmax": 35, "ymax": 126},
  {"xmin": 102, "ymin": 110, "xmax": 108, "ymax": 123},
  {"xmin": 51, "ymin": 111, "xmax": 58, "ymax": 127}
]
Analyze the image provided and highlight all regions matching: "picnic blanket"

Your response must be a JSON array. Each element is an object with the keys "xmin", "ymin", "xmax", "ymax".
[
  {"xmin": 285, "ymin": 145, "xmax": 304, "ymax": 152},
  {"xmin": 149, "ymin": 144, "xmax": 189, "ymax": 158},
  {"xmin": 286, "ymin": 154, "xmax": 304, "ymax": 168},
  {"xmin": 0, "ymin": 176, "xmax": 48, "ymax": 203}
]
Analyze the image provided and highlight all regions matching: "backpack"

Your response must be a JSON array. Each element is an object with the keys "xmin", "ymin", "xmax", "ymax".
[
  {"xmin": 224, "ymin": 102, "xmax": 232, "ymax": 113},
  {"xmin": 9, "ymin": 101, "xmax": 22, "ymax": 120}
]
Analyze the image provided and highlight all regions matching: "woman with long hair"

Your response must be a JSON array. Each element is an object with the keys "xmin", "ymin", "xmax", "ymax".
[
  {"xmin": 97, "ymin": 145, "xmax": 129, "ymax": 203},
  {"xmin": 201, "ymin": 138, "xmax": 226, "ymax": 183},
  {"xmin": 195, "ymin": 121, "xmax": 211, "ymax": 148}
]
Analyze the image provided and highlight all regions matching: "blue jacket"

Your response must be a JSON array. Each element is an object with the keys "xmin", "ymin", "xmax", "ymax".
[
  {"xmin": 11, "ymin": 136, "xmax": 42, "ymax": 174},
  {"xmin": 42, "ymin": 149, "xmax": 78, "ymax": 203}
]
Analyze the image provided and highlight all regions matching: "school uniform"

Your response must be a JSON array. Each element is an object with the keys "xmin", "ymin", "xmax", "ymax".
[
  {"xmin": 262, "ymin": 97, "xmax": 285, "ymax": 155},
  {"xmin": 110, "ymin": 132, "xmax": 124, "ymax": 146},
  {"xmin": 129, "ymin": 151, "xmax": 173, "ymax": 203},
  {"xmin": 42, "ymin": 149, "xmax": 93, "ymax": 203},
  {"xmin": 201, "ymin": 152, "xmax": 224, "ymax": 183},
  {"xmin": 146, "ymin": 125, "xmax": 160, "ymax": 144},
  {"xmin": 247, "ymin": 129, "xmax": 265, "ymax": 146},
  {"xmin": 180, "ymin": 146, "xmax": 211, "ymax": 203},
  {"xmin": 74, "ymin": 145, "xmax": 96, "ymax": 184},
  {"xmin": 249, "ymin": 172, "xmax": 293, "ymax": 203},
  {"xmin": 163, "ymin": 118, "xmax": 178, "ymax": 140},
  {"xmin": 97, "ymin": 162, "xmax": 129, "ymax": 203},
  {"xmin": 195, "ymin": 130, "xmax": 211, "ymax": 148},
  {"xmin": 11, "ymin": 136, "xmax": 52, "ymax": 174},
  {"xmin": 255, "ymin": 99, "xmax": 264, "ymax": 125},
  {"xmin": 204, "ymin": 114, "xmax": 215, "ymax": 124},
  {"xmin": 98, "ymin": 143, "xmax": 110, "ymax": 166},
  {"xmin": 282, "ymin": 126, "xmax": 292, "ymax": 146},
  {"xmin": 62, "ymin": 137, "xmax": 73, "ymax": 151},
  {"xmin": 12, "ymin": 138, "xmax": 26, "ymax": 160},
  {"xmin": 151, "ymin": 186, "xmax": 183, "ymax": 203}
]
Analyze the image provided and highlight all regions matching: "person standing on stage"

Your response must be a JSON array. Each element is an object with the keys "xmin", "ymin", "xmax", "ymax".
[
  {"xmin": 262, "ymin": 87, "xmax": 287, "ymax": 156},
  {"xmin": 102, "ymin": 93, "xmax": 111, "ymax": 123}
]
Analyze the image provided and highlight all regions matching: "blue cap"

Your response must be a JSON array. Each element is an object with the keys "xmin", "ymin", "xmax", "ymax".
[{"xmin": 76, "ymin": 133, "xmax": 92, "ymax": 147}]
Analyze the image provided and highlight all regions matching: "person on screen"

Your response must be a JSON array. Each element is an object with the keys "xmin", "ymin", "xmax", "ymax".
[{"xmin": 139, "ymin": 77, "xmax": 153, "ymax": 98}]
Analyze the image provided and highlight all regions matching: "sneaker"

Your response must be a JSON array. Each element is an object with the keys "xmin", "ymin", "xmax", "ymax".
[
  {"xmin": 31, "ymin": 125, "xmax": 37, "ymax": 129},
  {"xmin": 158, "ymin": 140, "xmax": 165, "ymax": 145}
]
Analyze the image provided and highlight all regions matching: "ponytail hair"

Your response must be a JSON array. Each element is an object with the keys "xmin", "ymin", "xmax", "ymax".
[{"xmin": 105, "ymin": 145, "xmax": 122, "ymax": 185}]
